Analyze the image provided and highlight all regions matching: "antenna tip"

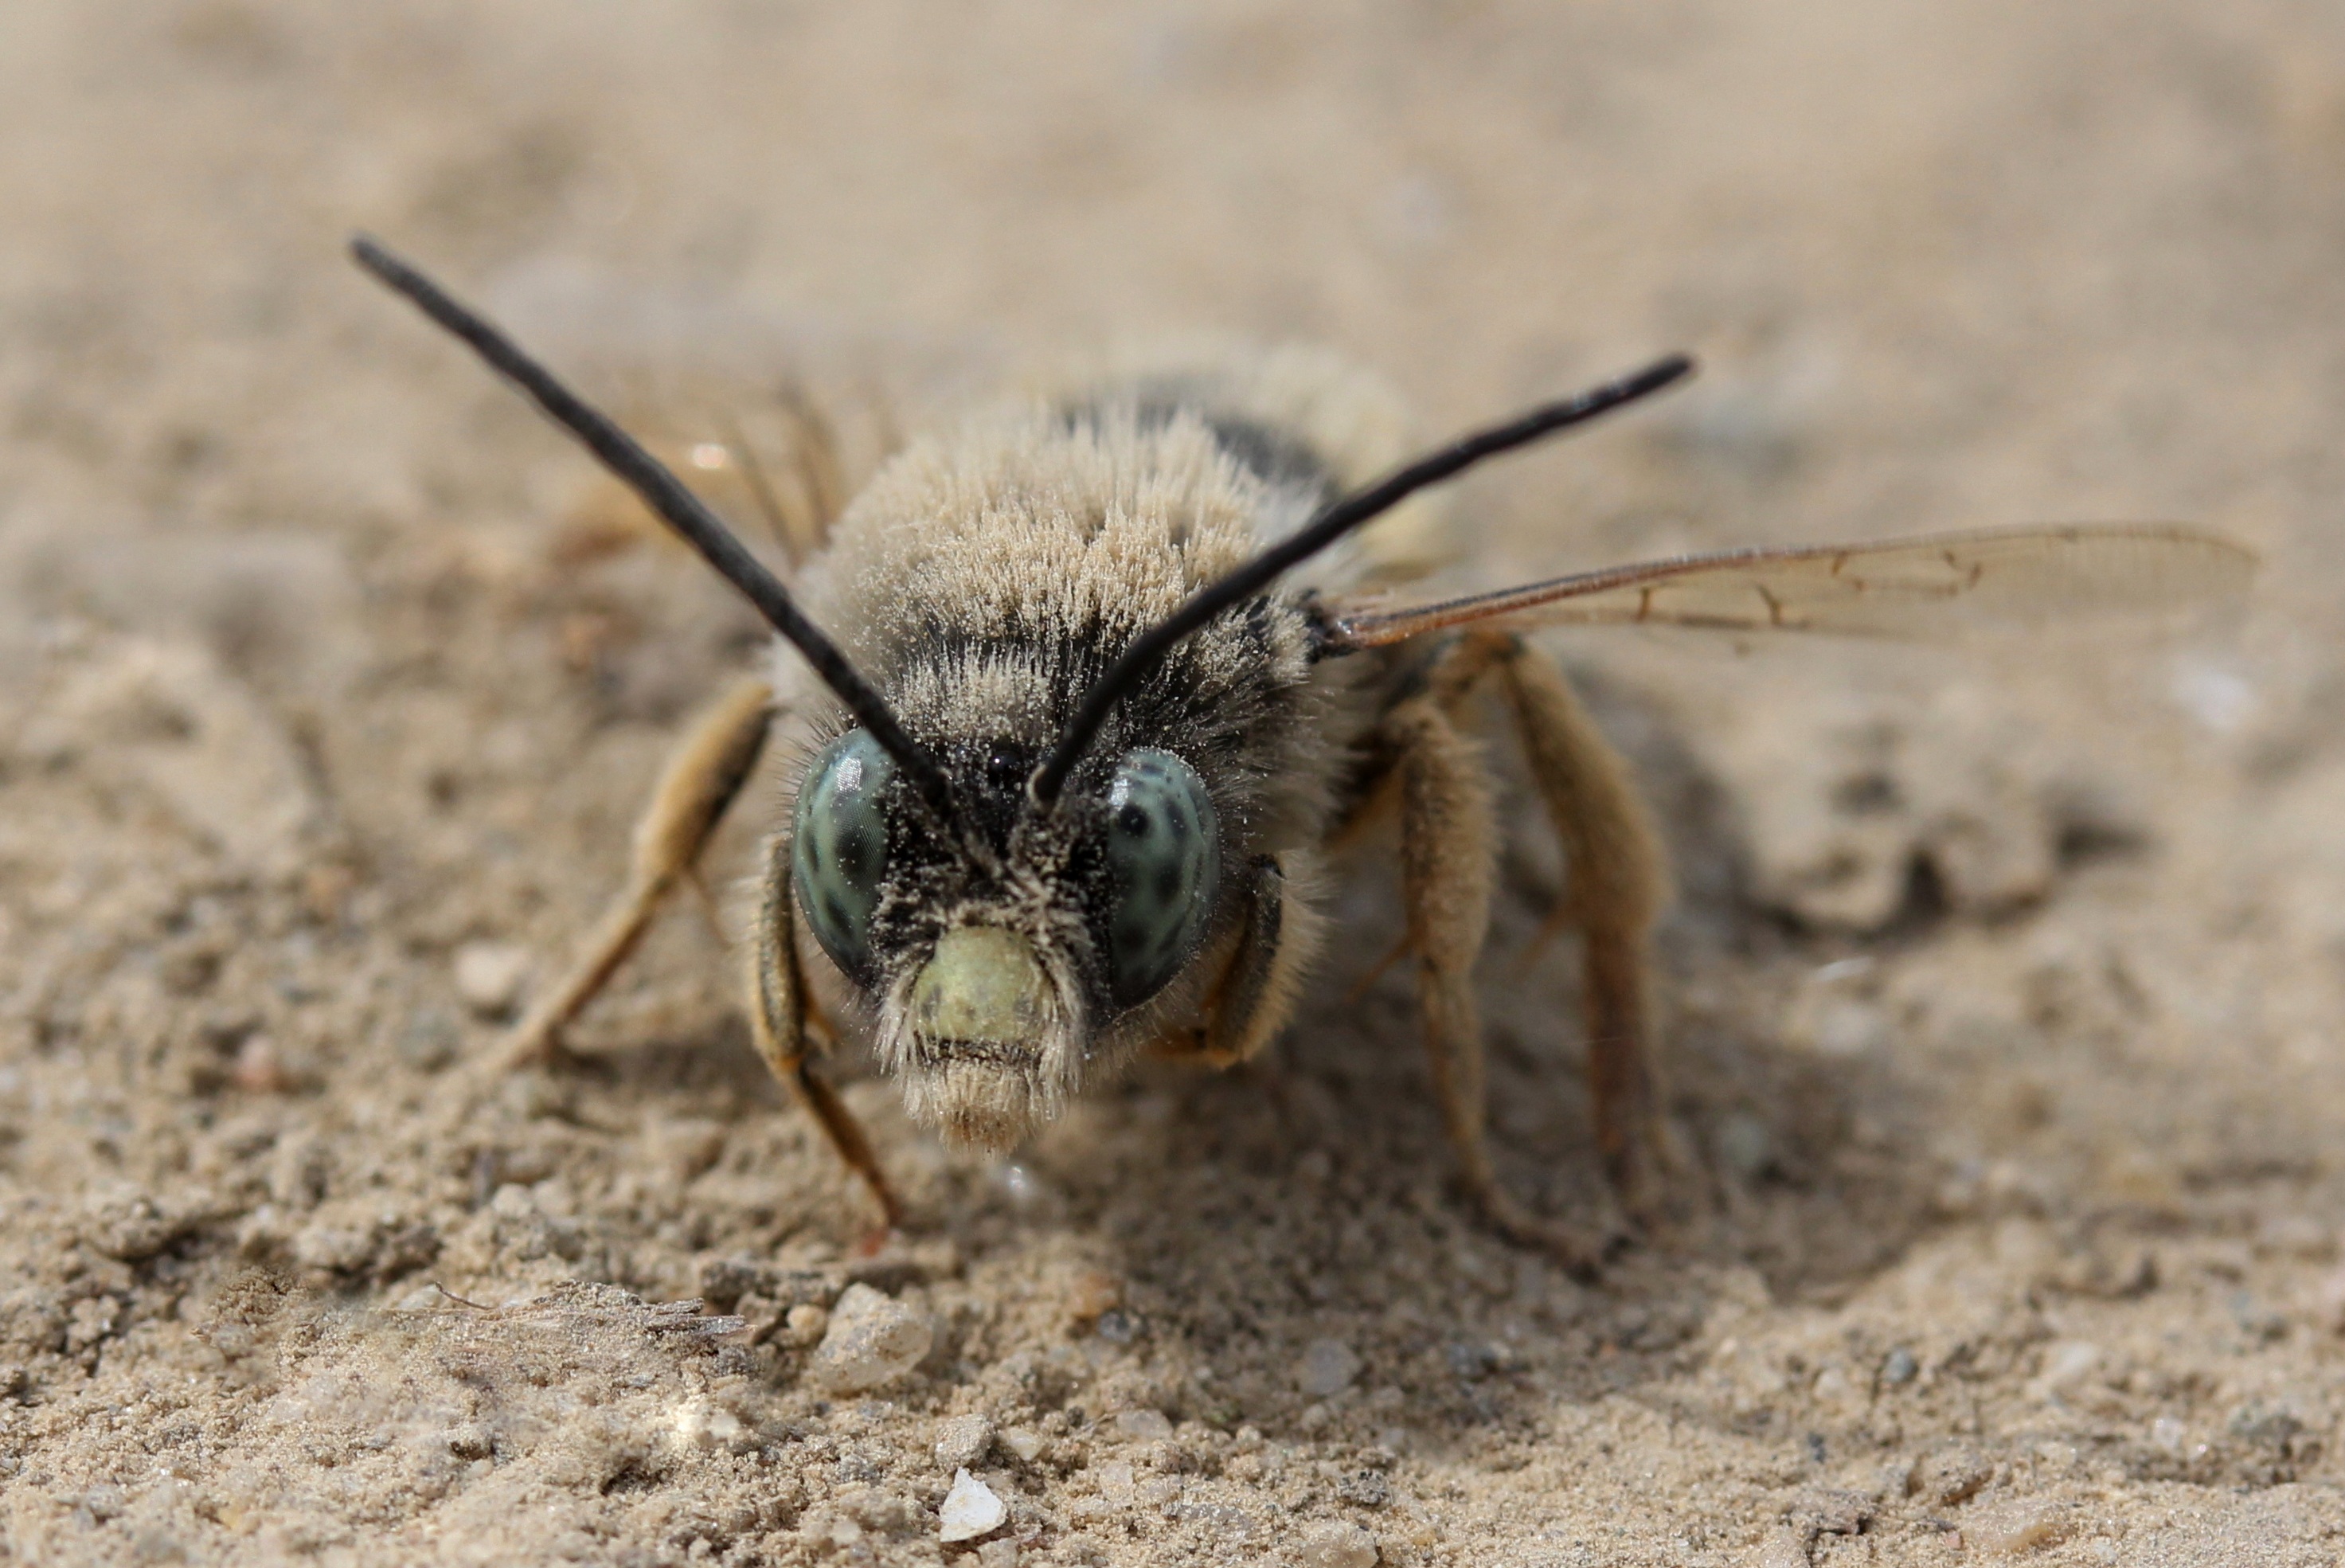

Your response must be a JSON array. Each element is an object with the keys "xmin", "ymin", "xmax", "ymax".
[{"xmin": 349, "ymin": 233, "xmax": 401, "ymax": 283}]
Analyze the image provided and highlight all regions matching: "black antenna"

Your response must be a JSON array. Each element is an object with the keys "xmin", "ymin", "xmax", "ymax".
[
  {"xmin": 1028, "ymin": 352, "xmax": 1696, "ymax": 806},
  {"xmin": 349, "ymin": 235, "xmax": 954, "ymax": 815}
]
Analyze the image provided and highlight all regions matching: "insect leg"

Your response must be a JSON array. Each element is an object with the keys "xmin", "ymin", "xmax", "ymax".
[
  {"xmin": 1388, "ymin": 692, "xmax": 1612, "ymax": 1273},
  {"xmin": 501, "ymin": 675, "xmax": 776, "ymax": 1069},
  {"xmin": 749, "ymin": 831, "xmax": 903, "ymax": 1227},
  {"xmin": 1485, "ymin": 635, "xmax": 1675, "ymax": 1222},
  {"xmin": 1198, "ymin": 850, "xmax": 1330, "ymax": 1067}
]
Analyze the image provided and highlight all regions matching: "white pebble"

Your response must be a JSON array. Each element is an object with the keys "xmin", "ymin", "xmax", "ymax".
[
  {"xmin": 809, "ymin": 1283, "xmax": 932, "ymax": 1393},
  {"xmin": 452, "ymin": 940, "xmax": 530, "ymax": 1018},
  {"xmin": 2037, "ymin": 1339, "xmax": 2101, "ymax": 1395},
  {"xmin": 1807, "ymin": 997, "xmax": 1886, "ymax": 1057},
  {"xmin": 1298, "ymin": 1337, "xmax": 1361, "ymax": 1398},
  {"xmin": 998, "ymin": 1426, "xmax": 1045, "ymax": 1462},
  {"xmin": 1112, "ymin": 1408, "xmax": 1173, "ymax": 1441},
  {"xmin": 669, "ymin": 1395, "xmax": 745, "ymax": 1450},
  {"xmin": 934, "ymin": 1413, "xmax": 995, "ymax": 1469},
  {"xmin": 1299, "ymin": 1519, "xmax": 1380, "ymax": 1568},
  {"xmin": 938, "ymin": 1468, "xmax": 1006, "ymax": 1543}
]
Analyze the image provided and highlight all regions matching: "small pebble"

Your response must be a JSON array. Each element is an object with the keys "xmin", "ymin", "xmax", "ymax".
[
  {"xmin": 1298, "ymin": 1337, "xmax": 1361, "ymax": 1398},
  {"xmin": 453, "ymin": 940, "xmax": 530, "ymax": 1019},
  {"xmin": 232, "ymin": 1034, "xmax": 290, "ymax": 1093},
  {"xmin": 938, "ymin": 1468, "xmax": 1006, "ymax": 1543},
  {"xmin": 670, "ymin": 1397, "xmax": 745, "ymax": 1450},
  {"xmin": 1065, "ymin": 1269, "xmax": 1123, "ymax": 1324},
  {"xmin": 998, "ymin": 1426, "xmax": 1045, "ymax": 1462},
  {"xmin": 2036, "ymin": 1339, "xmax": 2101, "ymax": 1396},
  {"xmin": 1917, "ymin": 1446, "xmax": 1992, "ymax": 1505},
  {"xmin": 782, "ymin": 1303, "xmax": 830, "ymax": 1347},
  {"xmin": 1112, "ymin": 1408, "xmax": 1173, "ymax": 1441},
  {"xmin": 1964, "ymin": 1500, "xmax": 2073, "ymax": 1554},
  {"xmin": 1882, "ymin": 1347, "xmax": 1919, "ymax": 1385},
  {"xmin": 809, "ymin": 1284, "xmax": 932, "ymax": 1393},
  {"xmin": 934, "ymin": 1414, "xmax": 995, "ymax": 1470},
  {"xmin": 443, "ymin": 1422, "xmax": 493, "ymax": 1460},
  {"xmin": 1298, "ymin": 1519, "xmax": 1380, "ymax": 1568}
]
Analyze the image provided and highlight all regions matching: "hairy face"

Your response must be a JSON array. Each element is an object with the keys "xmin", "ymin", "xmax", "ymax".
[{"xmin": 788, "ymin": 727, "xmax": 1222, "ymax": 1148}]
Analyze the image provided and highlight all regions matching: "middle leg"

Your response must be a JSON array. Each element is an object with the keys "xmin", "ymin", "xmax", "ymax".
[{"xmin": 503, "ymin": 675, "xmax": 776, "ymax": 1069}]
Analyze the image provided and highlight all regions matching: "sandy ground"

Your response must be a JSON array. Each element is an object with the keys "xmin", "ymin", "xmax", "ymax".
[{"xmin": 5, "ymin": 2, "xmax": 2345, "ymax": 1563}]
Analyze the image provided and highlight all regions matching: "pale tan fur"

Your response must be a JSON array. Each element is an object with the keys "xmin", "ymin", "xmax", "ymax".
[
  {"xmin": 502, "ymin": 347, "xmax": 1679, "ymax": 1258},
  {"xmin": 1036, "ymin": 340, "xmax": 1448, "ymax": 580},
  {"xmin": 764, "ymin": 372, "xmax": 1401, "ymax": 1138}
]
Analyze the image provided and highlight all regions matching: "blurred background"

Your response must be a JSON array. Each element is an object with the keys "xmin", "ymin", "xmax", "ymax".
[{"xmin": 3, "ymin": 2, "xmax": 2343, "ymax": 1562}]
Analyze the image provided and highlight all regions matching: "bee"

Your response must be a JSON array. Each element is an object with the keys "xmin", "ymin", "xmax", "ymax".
[{"xmin": 354, "ymin": 237, "xmax": 2253, "ymax": 1267}]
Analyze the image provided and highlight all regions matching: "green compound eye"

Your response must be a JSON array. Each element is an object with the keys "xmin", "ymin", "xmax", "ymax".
[
  {"xmin": 1103, "ymin": 749, "xmax": 1220, "ymax": 1007},
  {"xmin": 791, "ymin": 729, "xmax": 893, "ymax": 983}
]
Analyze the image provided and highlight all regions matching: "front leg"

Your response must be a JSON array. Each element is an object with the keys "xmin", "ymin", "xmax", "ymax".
[
  {"xmin": 1200, "ymin": 850, "xmax": 1329, "ymax": 1066},
  {"xmin": 1386, "ymin": 694, "xmax": 1616, "ymax": 1273},
  {"xmin": 1141, "ymin": 850, "xmax": 1324, "ymax": 1069},
  {"xmin": 748, "ymin": 831, "xmax": 903, "ymax": 1229}
]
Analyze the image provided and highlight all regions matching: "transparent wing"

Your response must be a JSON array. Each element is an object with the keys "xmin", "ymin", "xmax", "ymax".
[
  {"xmin": 1322, "ymin": 523, "xmax": 2256, "ymax": 651},
  {"xmin": 483, "ymin": 267, "xmax": 989, "ymax": 567},
  {"xmin": 556, "ymin": 370, "xmax": 910, "ymax": 568}
]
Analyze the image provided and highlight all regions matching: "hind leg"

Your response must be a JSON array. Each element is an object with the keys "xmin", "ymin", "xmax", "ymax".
[
  {"xmin": 1386, "ymin": 691, "xmax": 1615, "ymax": 1273},
  {"xmin": 1483, "ymin": 635, "xmax": 1675, "ymax": 1222},
  {"xmin": 502, "ymin": 675, "xmax": 775, "ymax": 1069}
]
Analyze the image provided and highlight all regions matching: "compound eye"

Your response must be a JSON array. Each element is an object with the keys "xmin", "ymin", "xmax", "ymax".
[
  {"xmin": 791, "ymin": 729, "xmax": 893, "ymax": 983},
  {"xmin": 1104, "ymin": 749, "xmax": 1220, "ymax": 1007}
]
